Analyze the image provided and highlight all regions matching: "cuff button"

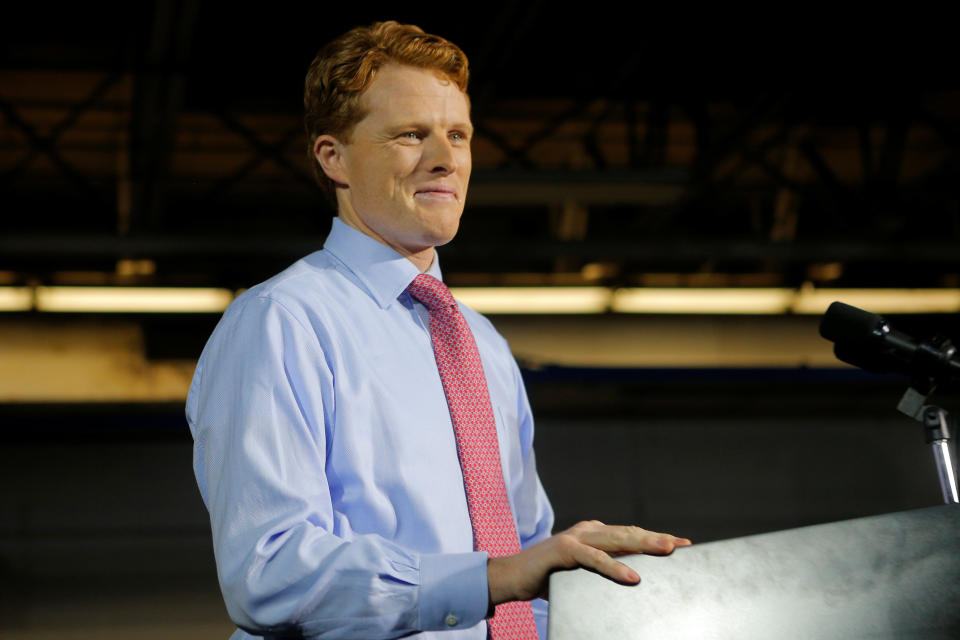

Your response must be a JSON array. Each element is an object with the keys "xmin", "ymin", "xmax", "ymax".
[{"xmin": 445, "ymin": 613, "xmax": 459, "ymax": 627}]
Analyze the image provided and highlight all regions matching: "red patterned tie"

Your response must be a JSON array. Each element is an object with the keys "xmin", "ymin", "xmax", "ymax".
[{"xmin": 407, "ymin": 274, "xmax": 538, "ymax": 640}]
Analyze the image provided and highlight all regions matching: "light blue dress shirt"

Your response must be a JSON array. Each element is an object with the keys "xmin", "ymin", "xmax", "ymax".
[{"xmin": 186, "ymin": 218, "xmax": 554, "ymax": 639}]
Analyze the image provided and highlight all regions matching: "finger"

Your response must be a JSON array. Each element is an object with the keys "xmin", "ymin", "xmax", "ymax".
[
  {"xmin": 569, "ymin": 540, "xmax": 640, "ymax": 584},
  {"xmin": 578, "ymin": 524, "xmax": 680, "ymax": 556}
]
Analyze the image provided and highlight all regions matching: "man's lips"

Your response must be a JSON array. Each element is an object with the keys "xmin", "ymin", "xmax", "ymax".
[{"xmin": 414, "ymin": 186, "xmax": 457, "ymax": 200}]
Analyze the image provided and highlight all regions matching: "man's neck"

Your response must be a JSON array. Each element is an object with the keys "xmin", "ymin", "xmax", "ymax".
[{"xmin": 403, "ymin": 247, "xmax": 436, "ymax": 274}]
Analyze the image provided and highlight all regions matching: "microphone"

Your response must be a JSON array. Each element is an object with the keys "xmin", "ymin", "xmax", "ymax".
[{"xmin": 819, "ymin": 301, "xmax": 960, "ymax": 384}]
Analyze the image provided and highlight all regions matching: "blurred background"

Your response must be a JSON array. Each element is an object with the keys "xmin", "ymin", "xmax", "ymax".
[{"xmin": 2, "ymin": 2, "xmax": 958, "ymax": 638}]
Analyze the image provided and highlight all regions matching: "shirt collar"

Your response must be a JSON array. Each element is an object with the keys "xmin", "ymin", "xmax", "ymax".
[{"xmin": 320, "ymin": 217, "xmax": 444, "ymax": 310}]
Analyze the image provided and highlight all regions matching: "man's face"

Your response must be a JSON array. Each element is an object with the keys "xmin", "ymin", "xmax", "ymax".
[{"xmin": 322, "ymin": 64, "xmax": 473, "ymax": 265}]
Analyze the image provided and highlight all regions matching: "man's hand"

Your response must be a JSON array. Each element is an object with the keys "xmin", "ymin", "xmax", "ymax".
[{"xmin": 488, "ymin": 521, "xmax": 692, "ymax": 604}]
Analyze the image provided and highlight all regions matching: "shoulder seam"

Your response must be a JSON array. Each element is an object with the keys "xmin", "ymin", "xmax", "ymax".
[{"xmin": 248, "ymin": 293, "xmax": 315, "ymax": 337}]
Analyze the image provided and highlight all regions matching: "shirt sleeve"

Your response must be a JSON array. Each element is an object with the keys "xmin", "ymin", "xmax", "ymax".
[{"xmin": 186, "ymin": 294, "xmax": 489, "ymax": 638}]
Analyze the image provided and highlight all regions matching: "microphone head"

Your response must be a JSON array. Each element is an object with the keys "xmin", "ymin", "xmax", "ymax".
[
  {"xmin": 819, "ymin": 301, "xmax": 960, "ymax": 386},
  {"xmin": 819, "ymin": 301, "xmax": 886, "ymax": 345},
  {"xmin": 833, "ymin": 342, "xmax": 898, "ymax": 374}
]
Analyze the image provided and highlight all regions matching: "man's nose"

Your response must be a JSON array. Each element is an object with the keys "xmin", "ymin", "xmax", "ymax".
[{"xmin": 425, "ymin": 135, "xmax": 457, "ymax": 174}]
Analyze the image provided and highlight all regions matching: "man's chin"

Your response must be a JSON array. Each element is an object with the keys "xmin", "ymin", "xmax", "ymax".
[
  {"xmin": 414, "ymin": 230, "xmax": 458, "ymax": 251},
  {"xmin": 431, "ymin": 221, "xmax": 462, "ymax": 248},
  {"xmin": 413, "ymin": 214, "xmax": 462, "ymax": 249}
]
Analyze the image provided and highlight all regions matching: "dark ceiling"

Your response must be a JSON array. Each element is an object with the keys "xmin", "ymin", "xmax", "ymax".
[{"xmin": 2, "ymin": 2, "xmax": 958, "ymax": 290}]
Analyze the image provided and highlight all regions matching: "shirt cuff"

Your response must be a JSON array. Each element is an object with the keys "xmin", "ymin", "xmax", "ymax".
[
  {"xmin": 419, "ymin": 551, "xmax": 489, "ymax": 632},
  {"xmin": 532, "ymin": 597, "xmax": 548, "ymax": 639}
]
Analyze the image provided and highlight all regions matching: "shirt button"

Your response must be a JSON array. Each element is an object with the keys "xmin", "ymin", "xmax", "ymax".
[{"xmin": 445, "ymin": 613, "xmax": 459, "ymax": 627}]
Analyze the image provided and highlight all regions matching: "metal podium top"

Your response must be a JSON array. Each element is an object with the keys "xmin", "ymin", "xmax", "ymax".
[{"xmin": 548, "ymin": 505, "xmax": 960, "ymax": 640}]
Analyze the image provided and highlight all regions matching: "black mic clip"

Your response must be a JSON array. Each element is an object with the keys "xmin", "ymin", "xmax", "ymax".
[
  {"xmin": 915, "ymin": 334, "xmax": 958, "ymax": 386},
  {"xmin": 896, "ymin": 335, "xmax": 956, "ymax": 422}
]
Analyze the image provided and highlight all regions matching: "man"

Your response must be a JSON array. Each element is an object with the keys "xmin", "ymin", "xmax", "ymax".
[{"xmin": 187, "ymin": 21, "xmax": 690, "ymax": 640}]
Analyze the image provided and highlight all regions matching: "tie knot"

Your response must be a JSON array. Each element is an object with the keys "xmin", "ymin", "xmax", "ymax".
[{"xmin": 407, "ymin": 273, "xmax": 457, "ymax": 312}]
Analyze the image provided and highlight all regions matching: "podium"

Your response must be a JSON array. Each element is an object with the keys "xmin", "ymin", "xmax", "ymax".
[{"xmin": 548, "ymin": 505, "xmax": 960, "ymax": 639}]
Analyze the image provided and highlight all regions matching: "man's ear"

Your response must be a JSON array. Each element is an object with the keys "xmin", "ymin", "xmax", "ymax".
[{"xmin": 314, "ymin": 134, "xmax": 348, "ymax": 187}]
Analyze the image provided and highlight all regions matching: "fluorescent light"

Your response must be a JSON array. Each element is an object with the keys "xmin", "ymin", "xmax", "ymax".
[
  {"xmin": 450, "ymin": 287, "xmax": 611, "ymax": 314},
  {"xmin": 0, "ymin": 287, "xmax": 33, "ymax": 311},
  {"xmin": 35, "ymin": 287, "xmax": 235, "ymax": 313},
  {"xmin": 613, "ymin": 288, "xmax": 794, "ymax": 314},
  {"xmin": 2, "ymin": 284, "xmax": 958, "ymax": 315},
  {"xmin": 614, "ymin": 287, "xmax": 960, "ymax": 315},
  {"xmin": 791, "ymin": 288, "xmax": 960, "ymax": 315}
]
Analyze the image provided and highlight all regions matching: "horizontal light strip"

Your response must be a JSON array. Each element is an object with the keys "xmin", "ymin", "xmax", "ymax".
[
  {"xmin": 791, "ymin": 288, "xmax": 960, "ymax": 315},
  {"xmin": 0, "ymin": 287, "xmax": 33, "ymax": 311},
  {"xmin": 613, "ymin": 288, "xmax": 795, "ymax": 314},
  {"xmin": 35, "ymin": 287, "xmax": 235, "ymax": 313},
  {"xmin": 614, "ymin": 288, "xmax": 960, "ymax": 315},
  {"xmin": 451, "ymin": 287, "xmax": 611, "ymax": 314},
  {"xmin": 0, "ymin": 286, "xmax": 957, "ymax": 314},
  {"xmin": 458, "ymin": 287, "xmax": 960, "ymax": 315}
]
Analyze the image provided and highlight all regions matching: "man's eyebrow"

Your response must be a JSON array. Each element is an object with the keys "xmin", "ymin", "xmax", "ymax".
[
  {"xmin": 384, "ymin": 120, "xmax": 474, "ymax": 134},
  {"xmin": 383, "ymin": 121, "xmax": 427, "ymax": 133}
]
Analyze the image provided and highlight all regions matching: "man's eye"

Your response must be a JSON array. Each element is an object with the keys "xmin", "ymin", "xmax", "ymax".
[
  {"xmin": 401, "ymin": 132, "xmax": 421, "ymax": 140},
  {"xmin": 450, "ymin": 132, "xmax": 466, "ymax": 141}
]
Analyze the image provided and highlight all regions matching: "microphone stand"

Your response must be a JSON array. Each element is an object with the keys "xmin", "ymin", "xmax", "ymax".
[{"xmin": 897, "ymin": 383, "xmax": 960, "ymax": 504}]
